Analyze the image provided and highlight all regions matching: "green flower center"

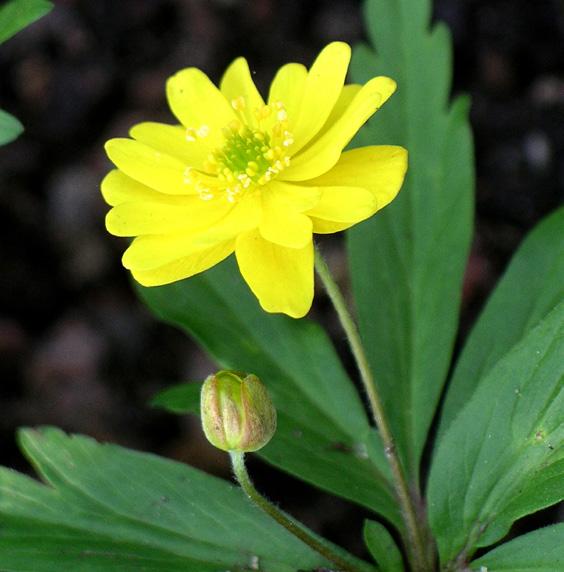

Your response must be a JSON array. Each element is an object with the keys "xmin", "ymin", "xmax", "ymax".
[
  {"xmin": 218, "ymin": 126, "xmax": 275, "ymax": 184},
  {"xmin": 184, "ymin": 99, "xmax": 293, "ymax": 202}
]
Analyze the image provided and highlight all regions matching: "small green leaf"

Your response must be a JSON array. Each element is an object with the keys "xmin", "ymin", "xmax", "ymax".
[
  {"xmin": 348, "ymin": 0, "xmax": 474, "ymax": 480},
  {"xmin": 471, "ymin": 524, "xmax": 564, "ymax": 571},
  {"xmin": 137, "ymin": 258, "xmax": 402, "ymax": 529},
  {"xmin": 0, "ymin": 109, "xmax": 24, "ymax": 145},
  {"xmin": 428, "ymin": 302, "xmax": 564, "ymax": 565},
  {"xmin": 152, "ymin": 381, "xmax": 203, "ymax": 414},
  {"xmin": 0, "ymin": 427, "xmax": 333, "ymax": 572},
  {"xmin": 0, "ymin": 0, "xmax": 53, "ymax": 44},
  {"xmin": 440, "ymin": 206, "xmax": 564, "ymax": 437},
  {"xmin": 363, "ymin": 520, "xmax": 404, "ymax": 572}
]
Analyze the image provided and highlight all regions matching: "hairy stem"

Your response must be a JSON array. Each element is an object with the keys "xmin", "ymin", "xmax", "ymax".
[
  {"xmin": 314, "ymin": 247, "xmax": 432, "ymax": 572},
  {"xmin": 230, "ymin": 451, "xmax": 374, "ymax": 572}
]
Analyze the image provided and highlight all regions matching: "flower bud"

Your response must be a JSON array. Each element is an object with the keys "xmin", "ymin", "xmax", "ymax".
[{"xmin": 200, "ymin": 370, "xmax": 277, "ymax": 452}]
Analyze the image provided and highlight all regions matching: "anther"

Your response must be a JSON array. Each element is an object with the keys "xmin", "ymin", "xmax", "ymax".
[
  {"xmin": 197, "ymin": 125, "xmax": 210, "ymax": 138},
  {"xmin": 231, "ymin": 96, "xmax": 246, "ymax": 111},
  {"xmin": 282, "ymin": 130, "xmax": 294, "ymax": 147},
  {"xmin": 183, "ymin": 167, "xmax": 194, "ymax": 183},
  {"xmin": 255, "ymin": 105, "xmax": 271, "ymax": 121}
]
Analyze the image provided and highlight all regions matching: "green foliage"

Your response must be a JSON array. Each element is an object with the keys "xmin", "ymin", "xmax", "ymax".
[
  {"xmin": 428, "ymin": 302, "xmax": 564, "ymax": 565},
  {"xmin": 0, "ymin": 109, "xmax": 24, "ymax": 145},
  {"xmin": 138, "ymin": 259, "xmax": 402, "ymax": 528},
  {"xmin": 348, "ymin": 0, "xmax": 474, "ymax": 480},
  {"xmin": 470, "ymin": 525, "xmax": 564, "ymax": 571},
  {"xmin": 364, "ymin": 520, "xmax": 405, "ymax": 572},
  {"xmin": 152, "ymin": 380, "xmax": 203, "ymax": 414},
  {"xmin": 0, "ymin": 0, "xmax": 561, "ymax": 569},
  {"xmin": 0, "ymin": 0, "xmax": 52, "ymax": 44},
  {"xmin": 440, "ymin": 206, "xmax": 564, "ymax": 436},
  {"xmin": 0, "ymin": 427, "xmax": 329, "ymax": 572},
  {"xmin": 0, "ymin": 0, "xmax": 53, "ymax": 145}
]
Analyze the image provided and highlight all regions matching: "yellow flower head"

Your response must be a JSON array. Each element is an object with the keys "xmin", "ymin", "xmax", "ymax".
[{"xmin": 102, "ymin": 42, "xmax": 407, "ymax": 318}]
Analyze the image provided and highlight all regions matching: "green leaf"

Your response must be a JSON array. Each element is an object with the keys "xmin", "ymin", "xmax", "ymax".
[
  {"xmin": 347, "ymin": 0, "xmax": 474, "ymax": 479},
  {"xmin": 427, "ymin": 303, "xmax": 564, "ymax": 565},
  {"xmin": 0, "ymin": 427, "xmax": 332, "ymax": 572},
  {"xmin": 440, "ymin": 207, "xmax": 564, "ymax": 436},
  {"xmin": 0, "ymin": 109, "xmax": 24, "ymax": 145},
  {"xmin": 471, "ymin": 525, "xmax": 564, "ymax": 572},
  {"xmin": 137, "ymin": 258, "xmax": 402, "ymax": 529},
  {"xmin": 0, "ymin": 0, "xmax": 53, "ymax": 44},
  {"xmin": 363, "ymin": 520, "xmax": 404, "ymax": 572},
  {"xmin": 152, "ymin": 381, "xmax": 203, "ymax": 414}
]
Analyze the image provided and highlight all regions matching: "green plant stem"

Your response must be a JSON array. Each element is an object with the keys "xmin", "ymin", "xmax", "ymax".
[
  {"xmin": 230, "ymin": 451, "xmax": 373, "ymax": 572},
  {"xmin": 314, "ymin": 247, "xmax": 430, "ymax": 572}
]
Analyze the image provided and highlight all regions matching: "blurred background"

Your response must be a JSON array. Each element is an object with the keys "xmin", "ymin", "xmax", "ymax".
[{"xmin": 1, "ymin": 0, "xmax": 563, "ymax": 558}]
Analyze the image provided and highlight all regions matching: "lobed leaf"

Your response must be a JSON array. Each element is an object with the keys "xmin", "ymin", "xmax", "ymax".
[
  {"xmin": 152, "ymin": 381, "xmax": 203, "ymax": 415},
  {"xmin": 0, "ymin": 109, "xmax": 24, "ymax": 146},
  {"xmin": 440, "ymin": 206, "xmax": 564, "ymax": 436},
  {"xmin": 138, "ymin": 258, "xmax": 402, "ymax": 528},
  {"xmin": 0, "ymin": 0, "xmax": 52, "ymax": 44},
  {"xmin": 470, "ymin": 524, "xmax": 564, "ymax": 572},
  {"xmin": 348, "ymin": 0, "xmax": 474, "ymax": 480},
  {"xmin": 427, "ymin": 303, "xmax": 564, "ymax": 565},
  {"xmin": 0, "ymin": 427, "xmax": 333, "ymax": 572},
  {"xmin": 363, "ymin": 520, "xmax": 405, "ymax": 572}
]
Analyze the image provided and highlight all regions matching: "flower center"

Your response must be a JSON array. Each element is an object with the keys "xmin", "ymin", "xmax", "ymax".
[{"xmin": 184, "ymin": 99, "xmax": 293, "ymax": 203}]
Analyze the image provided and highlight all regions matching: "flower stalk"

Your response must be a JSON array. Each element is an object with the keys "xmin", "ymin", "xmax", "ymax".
[
  {"xmin": 230, "ymin": 451, "xmax": 374, "ymax": 572},
  {"xmin": 314, "ymin": 247, "xmax": 433, "ymax": 572}
]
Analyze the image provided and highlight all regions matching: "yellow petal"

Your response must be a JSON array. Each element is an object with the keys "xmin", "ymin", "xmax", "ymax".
[
  {"xmin": 306, "ymin": 186, "xmax": 377, "ymax": 224},
  {"xmin": 106, "ymin": 196, "xmax": 233, "ymax": 237},
  {"xmin": 101, "ymin": 170, "xmax": 166, "ymax": 207},
  {"xmin": 220, "ymin": 57, "xmax": 265, "ymax": 128},
  {"xmin": 235, "ymin": 230, "xmax": 313, "ymax": 318},
  {"xmin": 307, "ymin": 145, "xmax": 408, "ymax": 209},
  {"xmin": 267, "ymin": 180, "xmax": 321, "ymax": 212},
  {"xmin": 259, "ymin": 187, "xmax": 312, "ymax": 248},
  {"xmin": 290, "ymin": 42, "xmax": 351, "ymax": 153},
  {"xmin": 130, "ymin": 122, "xmax": 209, "ymax": 169},
  {"xmin": 166, "ymin": 68, "xmax": 236, "ymax": 148},
  {"xmin": 131, "ymin": 240, "xmax": 235, "ymax": 287},
  {"xmin": 123, "ymin": 193, "xmax": 261, "ymax": 270},
  {"xmin": 310, "ymin": 218, "xmax": 353, "ymax": 234},
  {"xmin": 105, "ymin": 138, "xmax": 195, "ymax": 195},
  {"xmin": 313, "ymin": 84, "xmax": 361, "ymax": 141},
  {"xmin": 268, "ymin": 62, "xmax": 307, "ymax": 133},
  {"xmin": 282, "ymin": 76, "xmax": 396, "ymax": 181}
]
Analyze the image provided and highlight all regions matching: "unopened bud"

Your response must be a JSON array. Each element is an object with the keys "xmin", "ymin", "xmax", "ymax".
[{"xmin": 201, "ymin": 371, "xmax": 277, "ymax": 452}]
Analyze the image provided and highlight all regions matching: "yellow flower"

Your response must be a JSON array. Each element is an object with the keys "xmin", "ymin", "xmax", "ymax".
[{"xmin": 102, "ymin": 42, "xmax": 407, "ymax": 318}]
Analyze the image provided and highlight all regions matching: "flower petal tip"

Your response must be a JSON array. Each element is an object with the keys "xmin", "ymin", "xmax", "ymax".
[
  {"xmin": 103, "ymin": 138, "xmax": 119, "ymax": 155},
  {"xmin": 260, "ymin": 300, "xmax": 311, "ymax": 320},
  {"xmin": 323, "ymin": 41, "xmax": 352, "ymax": 58},
  {"xmin": 104, "ymin": 138, "xmax": 134, "ymax": 164},
  {"xmin": 367, "ymin": 76, "xmax": 397, "ymax": 105}
]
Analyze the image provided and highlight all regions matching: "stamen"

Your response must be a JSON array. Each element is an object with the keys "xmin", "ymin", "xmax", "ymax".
[
  {"xmin": 186, "ymin": 125, "xmax": 210, "ymax": 141},
  {"xmin": 231, "ymin": 96, "xmax": 246, "ymax": 111},
  {"xmin": 197, "ymin": 125, "xmax": 210, "ymax": 138},
  {"xmin": 183, "ymin": 167, "xmax": 194, "ymax": 183},
  {"xmin": 197, "ymin": 96, "xmax": 293, "ymax": 202},
  {"xmin": 198, "ymin": 188, "xmax": 215, "ymax": 201},
  {"xmin": 255, "ymin": 104, "xmax": 271, "ymax": 121},
  {"xmin": 282, "ymin": 131, "xmax": 294, "ymax": 147}
]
